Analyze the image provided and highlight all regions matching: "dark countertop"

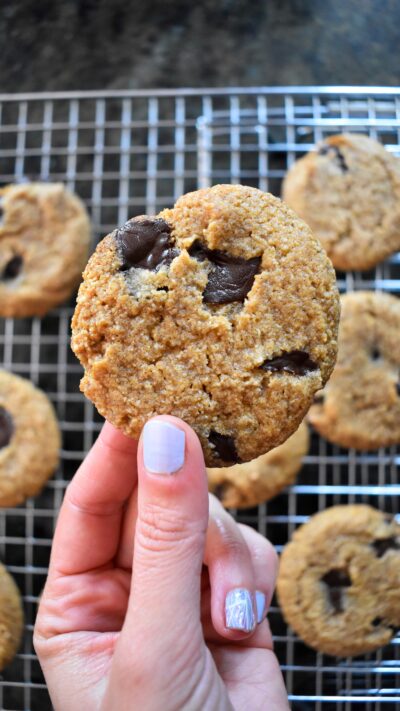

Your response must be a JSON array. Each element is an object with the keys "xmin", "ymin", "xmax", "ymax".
[{"xmin": 1, "ymin": 0, "xmax": 399, "ymax": 92}]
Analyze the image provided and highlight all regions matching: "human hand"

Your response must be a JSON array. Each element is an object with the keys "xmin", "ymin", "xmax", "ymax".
[{"xmin": 34, "ymin": 416, "xmax": 289, "ymax": 710}]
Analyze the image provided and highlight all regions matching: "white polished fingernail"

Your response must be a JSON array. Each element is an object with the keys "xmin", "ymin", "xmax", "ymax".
[
  {"xmin": 255, "ymin": 590, "xmax": 266, "ymax": 623},
  {"xmin": 225, "ymin": 588, "xmax": 255, "ymax": 632},
  {"xmin": 143, "ymin": 420, "xmax": 185, "ymax": 475}
]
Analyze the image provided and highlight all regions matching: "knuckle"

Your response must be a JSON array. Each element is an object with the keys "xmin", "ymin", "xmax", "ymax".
[{"xmin": 137, "ymin": 502, "xmax": 205, "ymax": 554}]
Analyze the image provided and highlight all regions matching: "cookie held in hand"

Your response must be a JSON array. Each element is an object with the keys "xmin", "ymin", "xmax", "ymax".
[{"xmin": 72, "ymin": 184, "xmax": 339, "ymax": 466}]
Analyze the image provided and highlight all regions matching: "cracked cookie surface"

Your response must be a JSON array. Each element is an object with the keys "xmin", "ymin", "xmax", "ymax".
[
  {"xmin": 277, "ymin": 505, "xmax": 400, "ymax": 657},
  {"xmin": 0, "ymin": 182, "xmax": 91, "ymax": 317},
  {"xmin": 71, "ymin": 184, "xmax": 339, "ymax": 466},
  {"xmin": 282, "ymin": 134, "xmax": 400, "ymax": 271},
  {"xmin": 308, "ymin": 291, "xmax": 400, "ymax": 450},
  {"xmin": 0, "ymin": 370, "xmax": 61, "ymax": 506},
  {"xmin": 207, "ymin": 420, "xmax": 309, "ymax": 507}
]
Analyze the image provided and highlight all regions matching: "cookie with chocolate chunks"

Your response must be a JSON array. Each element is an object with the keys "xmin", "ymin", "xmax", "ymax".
[
  {"xmin": 0, "ymin": 562, "xmax": 23, "ymax": 670},
  {"xmin": 282, "ymin": 134, "xmax": 400, "ymax": 271},
  {"xmin": 0, "ymin": 370, "xmax": 60, "ymax": 506},
  {"xmin": 277, "ymin": 505, "xmax": 400, "ymax": 657},
  {"xmin": 308, "ymin": 291, "xmax": 400, "ymax": 450},
  {"xmin": 0, "ymin": 182, "xmax": 91, "ymax": 317},
  {"xmin": 72, "ymin": 184, "xmax": 339, "ymax": 466}
]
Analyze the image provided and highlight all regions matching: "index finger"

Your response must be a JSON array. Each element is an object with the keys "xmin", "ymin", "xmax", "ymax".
[{"xmin": 49, "ymin": 421, "xmax": 138, "ymax": 576}]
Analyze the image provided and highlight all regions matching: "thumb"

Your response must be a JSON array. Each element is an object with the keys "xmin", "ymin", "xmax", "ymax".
[{"xmin": 122, "ymin": 415, "xmax": 208, "ymax": 655}]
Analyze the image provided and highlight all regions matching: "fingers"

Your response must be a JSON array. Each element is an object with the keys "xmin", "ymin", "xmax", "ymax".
[
  {"xmin": 117, "ymin": 416, "xmax": 209, "ymax": 657},
  {"xmin": 49, "ymin": 422, "xmax": 138, "ymax": 576},
  {"xmin": 238, "ymin": 522, "xmax": 279, "ymax": 613},
  {"xmin": 203, "ymin": 496, "xmax": 278, "ymax": 646},
  {"xmin": 205, "ymin": 496, "xmax": 256, "ymax": 639},
  {"xmin": 211, "ymin": 645, "xmax": 290, "ymax": 711}
]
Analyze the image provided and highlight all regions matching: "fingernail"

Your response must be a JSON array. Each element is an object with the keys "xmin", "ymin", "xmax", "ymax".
[
  {"xmin": 255, "ymin": 590, "xmax": 266, "ymax": 623},
  {"xmin": 225, "ymin": 588, "xmax": 255, "ymax": 632},
  {"xmin": 143, "ymin": 419, "xmax": 185, "ymax": 475}
]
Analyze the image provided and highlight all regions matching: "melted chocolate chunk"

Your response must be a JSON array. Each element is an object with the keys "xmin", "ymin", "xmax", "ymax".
[
  {"xmin": 371, "ymin": 347, "xmax": 381, "ymax": 361},
  {"xmin": 213, "ymin": 482, "xmax": 229, "ymax": 501},
  {"xmin": 0, "ymin": 407, "xmax": 14, "ymax": 449},
  {"xmin": 116, "ymin": 218, "xmax": 179, "ymax": 272},
  {"xmin": 396, "ymin": 382, "xmax": 400, "ymax": 396},
  {"xmin": 313, "ymin": 392, "xmax": 325, "ymax": 405},
  {"xmin": 321, "ymin": 569, "xmax": 351, "ymax": 614},
  {"xmin": 189, "ymin": 240, "xmax": 260, "ymax": 304},
  {"xmin": 372, "ymin": 617, "xmax": 400, "ymax": 634},
  {"xmin": 318, "ymin": 143, "xmax": 349, "ymax": 172},
  {"xmin": 372, "ymin": 617, "xmax": 383, "ymax": 627},
  {"xmin": 2, "ymin": 255, "xmax": 23, "ymax": 280},
  {"xmin": 372, "ymin": 537, "xmax": 400, "ymax": 558},
  {"xmin": 261, "ymin": 350, "xmax": 318, "ymax": 376},
  {"xmin": 208, "ymin": 430, "xmax": 241, "ymax": 463}
]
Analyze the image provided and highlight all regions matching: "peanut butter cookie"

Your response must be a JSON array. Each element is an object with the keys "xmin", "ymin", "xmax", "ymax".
[
  {"xmin": 72, "ymin": 184, "xmax": 339, "ymax": 466},
  {"xmin": 277, "ymin": 505, "xmax": 400, "ymax": 657},
  {"xmin": 308, "ymin": 291, "xmax": 400, "ymax": 450},
  {"xmin": 0, "ymin": 182, "xmax": 91, "ymax": 317},
  {"xmin": 0, "ymin": 562, "xmax": 23, "ymax": 670},
  {"xmin": 283, "ymin": 134, "xmax": 400, "ymax": 271},
  {"xmin": 0, "ymin": 370, "xmax": 61, "ymax": 506}
]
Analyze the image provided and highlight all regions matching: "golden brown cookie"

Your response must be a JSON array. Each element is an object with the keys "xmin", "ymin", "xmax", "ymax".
[
  {"xmin": 0, "ymin": 562, "xmax": 23, "ymax": 670},
  {"xmin": 308, "ymin": 291, "xmax": 400, "ymax": 450},
  {"xmin": 277, "ymin": 505, "xmax": 400, "ymax": 657},
  {"xmin": 0, "ymin": 182, "xmax": 91, "ymax": 317},
  {"xmin": 72, "ymin": 184, "xmax": 339, "ymax": 466},
  {"xmin": 282, "ymin": 134, "xmax": 400, "ymax": 271},
  {"xmin": 0, "ymin": 370, "xmax": 61, "ymax": 506},
  {"xmin": 207, "ymin": 421, "xmax": 309, "ymax": 508}
]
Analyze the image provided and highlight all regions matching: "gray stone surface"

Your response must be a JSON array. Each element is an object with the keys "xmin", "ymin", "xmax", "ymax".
[{"xmin": 0, "ymin": 0, "xmax": 399, "ymax": 92}]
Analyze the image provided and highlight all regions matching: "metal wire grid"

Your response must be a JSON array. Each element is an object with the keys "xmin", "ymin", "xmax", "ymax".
[{"xmin": 0, "ymin": 87, "xmax": 399, "ymax": 710}]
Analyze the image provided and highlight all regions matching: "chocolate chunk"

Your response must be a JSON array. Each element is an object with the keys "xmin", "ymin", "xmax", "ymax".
[
  {"xmin": 313, "ymin": 392, "xmax": 325, "ymax": 405},
  {"xmin": 372, "ymin": 537, "xmax": 400, "ymax": 558},
  {"xmin": 189, "ymin": 240, "xmax": 260, "ymax": 304},
  {"xmin": 372, "ymin": 617, "xmax": 400, "ymax": 634},
  {"xmin": 371, "ymin": 347, "xmax": 381, "ymax": 361},
  {"xmin": 261, "ymin": 350, "xmax": 318, "ymax": 376},
  {"xmin": 213, "ymin": 482, "xmax": 229, "ymax": 502},
  {"xmin": 318, "ymin": 143, "xmax": 349, "ymax": 172},
  {"xmin": 116, "ymin": 218, "xmax": 179, "ymax": 272},
  {"xmin": 208, "ymin": 430, "xmax": 241, "ymax": 463},
  {"xmin": 372, "ymin": 617, "xmax": 383, "ymax": 627},
  {"xmin": 396, "ymin": 382, "xmax": 400, "ymax": 396},
  {"xmin": 0, "ymin": 407, "xmax": 14, "ymax": 450},
  {"xmin": 321, "ymin": 569, "xmax": 351, "ymax": 613},
  {"xmin": 2, "ymin": 255, "xmax": 23, "ymax": 281}
]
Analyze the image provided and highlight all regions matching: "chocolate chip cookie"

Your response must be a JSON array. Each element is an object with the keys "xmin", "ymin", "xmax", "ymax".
[
  {"xmin": 308, "ymin": 291, "xmax": 400, "ymax": 450},
  {"xmin": 207, "ymin": 420, "xmax": 309, "ymax": 508},
  {"xmin": 0, "ymin": 370, "xmax": 61, "ymax": 506},
  {"xmin": 282, "ymin": 134, "xmax": 400, "ymax": 271},
  {"xmin": 0, "ymin": 182, "xmax": 91, "ymax": 317},
  {"xmin": 277, "ymin": 505, "xmax": 400, "ymax": 657},
  {"xmin": 72, "ymin": 184, "xmax": 339, "ymax": 466},
  {"xmin": 0, "ymin": 562, "xmax": 23, "ymax": 669}
]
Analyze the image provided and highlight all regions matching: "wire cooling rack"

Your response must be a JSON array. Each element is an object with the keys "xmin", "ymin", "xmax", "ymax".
[{"xmin": 0, "ymin": 87, "xmax": 399, "ymax": 710}]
